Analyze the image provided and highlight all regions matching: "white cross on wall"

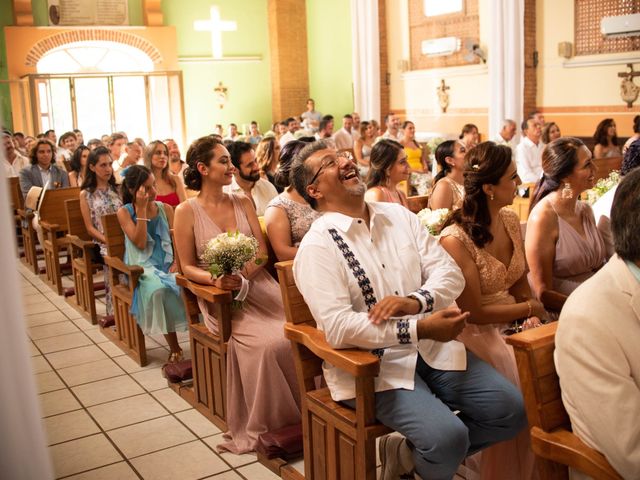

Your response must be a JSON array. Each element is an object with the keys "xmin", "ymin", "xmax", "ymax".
[{"xmin": 193, "ymin": 6, "xmax": 237, "ymax": 59}]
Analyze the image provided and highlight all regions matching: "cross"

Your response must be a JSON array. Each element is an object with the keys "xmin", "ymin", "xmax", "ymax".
[
  {"xmin": 194, "ymin": 6, "xmax": 237, "ymax": 59},
  {"xmin": 617, "ymin": 64, "xmax": 640, "ymax": 108}
]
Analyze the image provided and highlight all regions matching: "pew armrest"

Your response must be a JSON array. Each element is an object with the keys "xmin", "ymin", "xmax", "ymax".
[
  {"xmin": 531, "ymin": 427, "xmax": 622, "ymax": 480},
  {"xmin": 175, "ymin": 274, "xmax": 233, "ymax": 303},
  {"xmin": 66, "ymin": 234, "xmax": 96, "ymax": 260},
  {"xmin": 104, "ymin": 255, "xmax": 143, "ymax": 290},
  {"xmin": 40, "ymin": 220, "xmax": 60, "ymax": 234},
  {"xmin": 284, "ymin": 323, "xmax": 381, "ymax": 378},
  {"xmin": 540, "ymin": 290, "xmax": 566, "ymax": 313}
]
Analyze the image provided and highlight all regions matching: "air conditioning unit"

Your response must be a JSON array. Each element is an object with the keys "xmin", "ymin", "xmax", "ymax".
[
  {"xmin": 601, "ymin": 13, "xmax": 640, "ymax": 37},
  {"xmin": 421, "ymin": 37, "xmax": 461, "ymax": 57}
]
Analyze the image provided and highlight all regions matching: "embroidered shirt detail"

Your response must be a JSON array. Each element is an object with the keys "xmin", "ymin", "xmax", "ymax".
[{"xmin": 397, "ymin": 319, "xmax": 411, "ymax": 344}]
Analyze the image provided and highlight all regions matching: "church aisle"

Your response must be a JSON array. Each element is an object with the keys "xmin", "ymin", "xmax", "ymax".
[{"xmin": 18, "ymin": 260, "xmax": 284, "ymax": 480}]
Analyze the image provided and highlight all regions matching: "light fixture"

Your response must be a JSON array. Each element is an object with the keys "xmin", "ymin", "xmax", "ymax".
[{"xmin": 421, "ymin": 37, "xmax": 461, "ymax": 57}]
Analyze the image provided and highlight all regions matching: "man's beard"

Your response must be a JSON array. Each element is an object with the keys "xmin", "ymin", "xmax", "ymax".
[
  {"xmin": 345, "ymin": 179, "xmax": 366, "ymax": 197},
  {"xmin": 239, "ymin": 170, "xmax": 260, "ymax": 182}
]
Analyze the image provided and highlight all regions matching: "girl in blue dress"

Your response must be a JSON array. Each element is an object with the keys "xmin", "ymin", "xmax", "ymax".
[{"xmin": 117, "ymin": 165, "xmax": 187, "ymax": 363}]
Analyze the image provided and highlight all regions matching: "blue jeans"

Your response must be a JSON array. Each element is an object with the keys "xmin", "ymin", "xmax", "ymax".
[{"xmin": 345, "ymin": 351, "xmax": 526, "ymax": 480}]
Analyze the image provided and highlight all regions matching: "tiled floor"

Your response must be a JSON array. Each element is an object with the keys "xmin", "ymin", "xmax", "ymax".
[{"xmin": 19, "ymin": 260, "xmax": 291, "ymax": 480}]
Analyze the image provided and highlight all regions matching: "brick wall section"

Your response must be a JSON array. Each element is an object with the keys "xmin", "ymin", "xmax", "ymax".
[
  {"xmin": 267, "ymin": 0, "xmax": 310, "ymax": 123},
  {"xmin": 378, "ymin": 0, "xmax": 390, "ymax": 124},
  {"xmin": 523, "ymin": 0, "xmax": 537, "ymax": 120}
]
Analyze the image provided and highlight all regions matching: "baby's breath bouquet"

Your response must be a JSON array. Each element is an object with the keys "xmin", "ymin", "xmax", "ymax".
[
  {"xmin": 200, "ymin": 231, "xmax": 263, "ymax": 307},
  {"xmin": 417, "ymin": 208, "xmax": 450, "ymax": 236},
  {"xmin": 585, "ymin": 171, "xmax": 621, "ymax": 205}
]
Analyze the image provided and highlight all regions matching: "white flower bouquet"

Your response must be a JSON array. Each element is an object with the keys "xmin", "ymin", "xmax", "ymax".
[
  {"xmin": 417, "ymin": 208, "xmax": 450, "ymax": 236},
  {"xmin": 201, "ymin": 231, "xmax": 262, "ymax": 279},
  {"xmin": 585, "ymin": 170, "xmax": 620, "ymax": 205}
]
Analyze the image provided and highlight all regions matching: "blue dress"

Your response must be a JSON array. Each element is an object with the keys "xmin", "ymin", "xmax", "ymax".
[{"xmin": 123, "ymin": 202, "xmax": 187, "ymax": 335}]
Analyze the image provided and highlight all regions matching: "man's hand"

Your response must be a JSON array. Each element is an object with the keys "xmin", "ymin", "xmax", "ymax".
[
  {"xmin": 368, "ymin": 296, "xmax": 421, "ymax": 325},
  {"xmin": 417, "ymin": 307, "xmax": 469, "ymax": 342}
]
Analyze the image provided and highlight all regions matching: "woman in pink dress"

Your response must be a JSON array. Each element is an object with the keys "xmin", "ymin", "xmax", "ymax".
[
  {"xmin": 144, "ymin": 140, "xmax": 187, "ymax": 207},
  {"xmin": 173, "ymin": 136, "xmax": 300, "ymax": 454},
  {"xmin": 440, "ymin": 142, "xmax": 544, "ymax": 480},
  {"xmin": 363, "ymin": 139, "xmax": 410, "ymax": 207}
]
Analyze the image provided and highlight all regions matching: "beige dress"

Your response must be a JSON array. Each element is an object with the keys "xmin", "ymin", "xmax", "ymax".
[
  {"xmin": 441, "ymin": 208, "xmax": 536, "ymax": 480},
  {"xmin": 189, "ymin": 195, "xmax": 301, "ymax": 454},
  {"xmin": 429, "ymin": 176, "xmax": 464, "ymax": 210}
]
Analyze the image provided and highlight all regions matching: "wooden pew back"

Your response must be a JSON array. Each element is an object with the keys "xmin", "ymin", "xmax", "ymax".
[
  {"xmin": 593, "ymin": 156, "xmax": 622, "ymax": 183},
  {"xmin": 101, "ymin": 212, "xmax": 126, "ymax": 259},
  {"xmin": 65, "ymin": 199, "xmax": 90, "ymax": 241},
  {"xmin": 39, "ymin": 187, "xmax": 81, "ymax": 227},
  {"xmin": 9, "ymin": 177, "xmax": 24, "ymax": 211},
  {"xmin": 406, "ymin": 194, "xmax": 429, "ymax": 214},
  {"xmin": 506, "ymin": 323, "xmax": 622, "ymax": 480}
]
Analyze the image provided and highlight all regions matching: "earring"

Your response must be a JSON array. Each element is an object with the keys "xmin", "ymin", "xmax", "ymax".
[
  {"xmin": 561, "ymin": 182, "xmax": 573, "ymax": 200},
  {"xmin": 490, "ymin": 193, "xmax": 495, "ymax": 201}
]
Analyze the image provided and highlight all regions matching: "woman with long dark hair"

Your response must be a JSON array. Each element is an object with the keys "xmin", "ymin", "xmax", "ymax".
[
  {"xmin": 143, "ymin": 140, "xmax": 187, "ymax": 206},
  {"xmin": 593, "ymin": 118, "xmax": 621, "ymax": 158},
  {"xmin": 526, "ymin": 137, "xmax": 607, "ymax": 310},
  {"xmin": 353, "ymin": 121, "xmax": 374, "ymax": 177},
  {"xmin": 459, "ymin": 123, "xmax": 479, "ymax": 149},
  {"xmin": 69, "ymin": 145, "xmax": 90, "ymax": 187},
  {"xmin": 117, "ymin": 165, "xmax": 187, "ymax": 363},
  {"xmin": 255, "ymin": 136, "xmax": 281, "ymax": 191},
  {"xmin": 78, "ymin": 146, "xmax": 122, "ymax": 316},
  {"xmin": 363, "ymin": 139, "xmax": 409, "ymax": 207},
  {"xmin": 429, "ymin": 140, "xmax": 466, "ymax": 210},
  {"xmin": 440, "ymin": 141, "xmax": 541, "ymax": 479},
  {"xmin": 264, "ymin": 139, "xmax": 319, "ymax": 261},
  {"xmin": 173, "ymin": 136, "xmax": 300, "ymax": 454}
]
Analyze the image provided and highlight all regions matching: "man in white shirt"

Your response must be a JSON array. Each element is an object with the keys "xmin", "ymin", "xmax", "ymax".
[
  {"xmin": 279, "ymin": 117, "xmax": 300, "ymax": 148},
  {"xmin": 351, "ymin": 112, "xmax": 361, "ymax": 142},
  {"xmin": 113, "ymin": 141, "xmax": 143, "ymax": 183},
  {"xmin": 2, "ymin": 132, "xmax": 29, "ymax": 177},
  {"xmin": 493, "ymin": 119, "xmax": 517, "ymax": 148},
  {"xmin": 291, "ymin": 141, "xmax": 526, "ymax": 480},
  {"xmin": 223, "ymin": 123, "xmax": 241, "ymax": 142},
  {"xmin": 515, "ymin": 118, "xmax": 544, "ymax": 184},
  {"xmin": 223, "ymin": 141, "xmax": 277, "ymax": 216},
  {"xmin": 332, "ymin": 114, "xmax": 355, "ymax": 150},
  {"xmin": 381, "ymin": 112, "xmax": 403, "ymax": 141},
  {"xmin": 301, "ymin": 98, "xmax": 322, "ymax": 132}
]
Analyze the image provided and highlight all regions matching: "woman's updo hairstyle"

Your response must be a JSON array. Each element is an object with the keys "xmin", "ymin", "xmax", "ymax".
[
  {"xmin": 444, "ymin": 141, "xmax": 513, "ymax": 248},
  {"xmin": 433, "ymin": 140, "xmax": 456, "ymax": 184},
  {"xmin": 529, "ymin": 137, "xmax": 585, "ymax": 212},
  {"xmin": 121, "ymin": 165, "xmax": 152, "ymax": 205},
  {"xmin": 275, "ymin": 138, "xmax": 313, "ymax": 189},
  {"xmin": 183, "ymin": 135, "xmax": 224, "ymax": 191},
  {"xmin": 366, "ymin": 139, "xmax": 404, "ymax": 188}
]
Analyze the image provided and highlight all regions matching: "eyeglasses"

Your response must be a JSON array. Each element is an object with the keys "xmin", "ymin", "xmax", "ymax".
[{"xmin": 309, "ymin": 151, "xmax": 354, "ymax": 185}]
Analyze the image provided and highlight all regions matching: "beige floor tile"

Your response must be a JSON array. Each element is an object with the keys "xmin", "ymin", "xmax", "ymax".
[
  {"xmin": 237, "ymin": 462, "xmax": 282, "ymax": 480},
  {"xmin": 29, "ymin": 341, "xmax": 40, "ymax": 356},
  {"xmin": 107, "ymin": 415, "xmax": 196, "ymax": 458},
  {"xmin": 131, "ymin": 440, "xmax": 228, "ymax": 480},
  {"xmin": 64, "ymin": 461, "xmax": 139, "ymax": 480},
  {"xmin": 34, "ymin": 332, "xmax": 92, "ymax": 354},
  {"xmin": 57, "ymin": 358, "xmax": 126, "ymax": 387},
  {"xmin": 28, "ymin": 321, "xmax": 80, "ymax": 340},
  {"xmin": 50, "ymin": 433, "xmax": 122, "ymax": 478},
  {"xmin": 21, "ymin": 293, "xmax": 48, "ymax": 305},
  {"xmin": 88, "ymin": 393, "xmax": 168, "ymax": 431},
  {"xmin": 30, "ymin": 355, "xmax": 53, "ymax": 374},
  {"xmin": 203, "ymin": 435, "xmax": 256, "ymax": 467},
  {"xmin": 23, "ymin": 301, "xmax": 58, "ymax": 315},
  {"xmin": 43, "ymin": 409, "xmax": 100, "ymax": 445},
  {"xmin": 46, "ymin": 345, "xmax": 109, "ymax": 369},
  {"xmin": 35, "ymin": 371, "xmax": 66, "ymax": 394},
  {"xmin": 39, "ymin": 389, "xmax": 82, "ymax": 417},
  {"xmin": 26, "ymin": 310, "xmax": 69, "ymax": 328},
  {"xmin": 72, "ymin": 375, "xmax": 144, "ymax": 407},
  {"xmin": 61, "ymin": 307, "xmax": 84, "ymax": 320},
  {"xmin": 21, "ymin": 285, "xmax": 40, "ymax": 296},
  {"xmin": 113, "ymin": 347, "xmax": 168, "ymax": 373},
  {"xmin": 204, "ymin": 471, "xmax": 244, "ymax": 479},
  {"xmin": 81, "ymin": 327, "xmax": 110, "ymax": 344},
  {"xmin": 97, "ymin": 341, "xmax": 126, "ymax": 358},
  {"xmin": 150, "ymin": 388, "xmax": 192, "ymax": 413},
  {"xmin": 70, "ymin": 316, "xmax": 99, "ymax": 331},
  {"xmin": 176, "ymin": 409, "xmax": 222, "ymax": 438},
  {"xmin": 130, "ymin": 367, "xmax": 167, "ymax": 391},
  {"xmin": 48, "ymin": 296, "xmax": 71, "ymax": 309}
]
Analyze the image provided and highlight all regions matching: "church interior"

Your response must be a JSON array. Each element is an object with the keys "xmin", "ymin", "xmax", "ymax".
[{"xmin": 1, "ymin": 0, "xmax": 639, "ymax": 479}]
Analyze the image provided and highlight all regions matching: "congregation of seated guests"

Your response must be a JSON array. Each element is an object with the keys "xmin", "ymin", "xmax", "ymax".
[{"xmin": 4, "ymin": 107, "xmax": 639, "ymax": 479}]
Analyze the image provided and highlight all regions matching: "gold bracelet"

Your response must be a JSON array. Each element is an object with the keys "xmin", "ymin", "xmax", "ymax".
[
  {"xmin": 526, "ymin": 300, "xmax": 532, "ymax": 318},
  {"xmin": 137, "ymin": 218, "xmax": 150, "ymax": 222}
]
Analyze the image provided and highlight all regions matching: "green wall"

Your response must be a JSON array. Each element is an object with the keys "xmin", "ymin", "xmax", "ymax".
[
  {"xmin": 162, "ymin": 0, "xmax": 272, "ymax": 142},
  {"xmin": 0, "ymin": 2, "xmax": 13, "ymax": 130},
  {"xmin": 306, "ymin": 0, "xmax": 354, "ymax": 120}
]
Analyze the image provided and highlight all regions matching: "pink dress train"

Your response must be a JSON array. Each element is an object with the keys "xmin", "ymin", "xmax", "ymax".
[
  {"xmin": 441, "ymin": 208, "xmax": 536, "ymax": 480},
  {"xmin": 189, "ymin": 195, "xmax": 301, "ymax": 454}
]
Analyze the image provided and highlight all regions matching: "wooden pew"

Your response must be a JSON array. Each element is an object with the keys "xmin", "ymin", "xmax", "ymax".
[
  {"xmin": 506, "ymin": 323, "xmax": 622, "ymax": 480},
  {"xmin": 9, "ymin": 177, "xmax": 24, "ymax": 250},
  {"xmin": 406, "ymin": 194, "xmax": 429, "ymax": 214},
  {"xmin": 593, "ymin": 156, "xmax": 622, "ymax": 183},
  {"xmin": 64, "ymin": 199, "xmax": 105, "ymax": 324},
  {"xmin": 276, "ymin": 260, "xmax": 391, "ymax": 480},
  {"xmin": 39, "ymin": 187, "xmax": 81, "ymax": 294},
  {"xmin": 101, "ymin": 213, "xmax": 147, "ymax": 365}
]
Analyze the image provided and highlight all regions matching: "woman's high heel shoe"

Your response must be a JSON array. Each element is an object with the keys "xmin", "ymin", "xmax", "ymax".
[{"xmin": 167, "ymin": 350, "xmax": 184, "ymax": 364}]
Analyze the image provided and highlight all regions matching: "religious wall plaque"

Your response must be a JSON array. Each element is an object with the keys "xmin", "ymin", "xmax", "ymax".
[{"xmin": 47, "ymin": 0, "xmax": 129, "ymax": 26}]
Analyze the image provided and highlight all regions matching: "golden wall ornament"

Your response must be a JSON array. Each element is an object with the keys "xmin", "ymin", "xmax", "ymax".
[{"xmin": 618, "ymin": 64, "xmax": 640, "ymax": 108}]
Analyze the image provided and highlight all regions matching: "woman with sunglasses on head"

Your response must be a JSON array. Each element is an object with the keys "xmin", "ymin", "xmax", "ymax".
[
  {"xmin": 117, "ymin": 165, "xmax": 187, "ymax": 363},
  {"xmin": 173, "ymin": 136, "xmax": 300, "ymax": 455},
  {"xmin": 143, "ymin": 140, "xmax": 187, "ymax": 207},
  {"xmin": 364, "ymin": 139, "xmax": 410, "ymax": 208}
]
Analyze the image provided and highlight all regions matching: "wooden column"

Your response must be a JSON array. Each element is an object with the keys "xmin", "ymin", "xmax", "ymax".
[
  {"xmin": 267, "ymin": 0, "xmax": 310, "ymax": 123},
  {"xmin": 12, "ymin": 0, "xmax": 34, "ymax": 26},
  {"xmin": 378, "ymin": 0, "xmax": 390, "ymax": 123},
  {"xmin": 523, "ymin": 0, "xmax": 537, "ymax": 117},
  {"xmin": 143, "ymin": 0, "xmax": 163, "ymax": 26}
]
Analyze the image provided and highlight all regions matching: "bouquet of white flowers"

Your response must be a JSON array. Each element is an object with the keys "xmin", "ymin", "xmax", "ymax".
[
  {"xmin": 417, "ymin": 208, "xmax": 450, "ymax": 236},
  {"xmin": 585, "ymin": 170, "xmax": 620, "ymax": 205}
]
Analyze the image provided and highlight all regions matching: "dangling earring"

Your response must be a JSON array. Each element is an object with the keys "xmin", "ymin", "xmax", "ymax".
[
  {"xmin": 561, "ymin": 182, "xmax": 573, "ymax": 200},
  {"xmin": 490, "ymin": 193, "xmax": 495, "ymax": 201}
]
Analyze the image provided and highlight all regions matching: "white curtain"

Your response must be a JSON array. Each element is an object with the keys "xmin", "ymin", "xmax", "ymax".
[
  {"xmin": 351, "ymin": 0, "xmax": 381, "ymax": 121},
  {"xmin": 0, "ymin": 156, "xmax": 54, "ymax": 476},
  {"xmin": 489, "ymin": 0, "xmax": 524, "ymax": 140}
]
